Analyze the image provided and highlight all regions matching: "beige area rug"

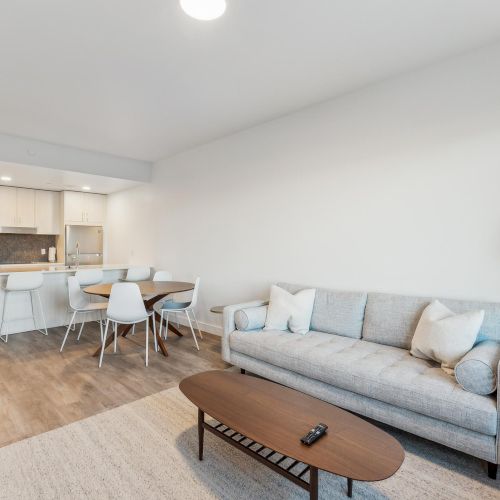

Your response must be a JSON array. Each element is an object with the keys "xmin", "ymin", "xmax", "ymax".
[{"xmin": 0, "ymin": 386, "xmax": 498, "ymax": 500}]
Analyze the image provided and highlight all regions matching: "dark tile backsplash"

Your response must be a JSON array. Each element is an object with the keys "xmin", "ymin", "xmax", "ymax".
[{"xmin": 0, "ymin": 234, "xmax": 57, "ymax": 264}]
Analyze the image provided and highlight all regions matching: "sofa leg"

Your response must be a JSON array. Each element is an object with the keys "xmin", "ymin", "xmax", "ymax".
[
  {"xmin": 488, "ymin": 462, "xmax": 497, "ymax": 479},
  {"xmin": 240, "ymin": 368, "xmax": 246, "ymax": 375}
]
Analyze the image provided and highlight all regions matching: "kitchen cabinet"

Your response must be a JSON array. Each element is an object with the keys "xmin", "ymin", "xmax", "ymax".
[
  {"xmin": 63, "ymin": 191, "xmax": 106, "ymax": 225},
  {"xmin": 0, "ymin": 186, "xmax": 35, "ymax": 227},
  {"xmin": 35, "ymin": 190, "xmax": 61, "ymax": 234},
  {"xmin": 0, "ymin": 186, "xmax": 17, "ymax": 226},
  {"xmin": 16, "ymin": 188, "xmax": 35, "ymax": 227}
]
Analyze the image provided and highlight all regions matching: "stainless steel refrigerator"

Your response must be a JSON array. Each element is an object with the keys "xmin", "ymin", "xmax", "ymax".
[{"xmin": 65, "ymin": 225, "xmax": 104, "ymax": 266}]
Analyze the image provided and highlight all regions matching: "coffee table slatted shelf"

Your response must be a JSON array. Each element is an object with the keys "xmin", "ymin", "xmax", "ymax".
[{"xmin": 205, "ymin": 419, "xmax": 327, "ymax": 494}]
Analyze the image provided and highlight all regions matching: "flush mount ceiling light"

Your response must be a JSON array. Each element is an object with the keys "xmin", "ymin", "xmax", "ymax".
[
  {"xmin": 180, "ymin": 0, "xmax": 226, "ymax": 20},
  {"xmin": 82, "ymin": 186, "xmax": 91, "ymax": 191},
  {"xmin": 1, "ymin": 176, "xmax": 12, "ymax": 182}
]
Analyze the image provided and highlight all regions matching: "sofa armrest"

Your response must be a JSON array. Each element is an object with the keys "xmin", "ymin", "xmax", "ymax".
[
  {"xmin": 497, "ymin": 359, "xmax": 500, "ymax": 464},
  {"xmin": 221, "ymin": 300, "xmax": 268, "ymax": 362}
]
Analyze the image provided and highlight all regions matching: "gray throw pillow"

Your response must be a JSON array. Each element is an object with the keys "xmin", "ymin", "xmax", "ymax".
[
  {"xmin": 235, "ymin": 306, "xmax": 268, "ymax": 331},
  {"xmin": 455, "ymin": 340, "xmax": 500, "ymax": 395}
]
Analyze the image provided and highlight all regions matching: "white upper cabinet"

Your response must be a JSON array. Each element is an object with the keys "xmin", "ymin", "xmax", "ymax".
[
  {"xmin": 16, "ymin": 188, "xmax": 35, "ymax": 227},
  {"xmin": 63, "ymin": 191, "xmax": 106, "ymax": 225},
  {"xmin": 85, "ymin": 193, "xmax": 106, "ymax": 224},
  {"xmin": 0, "ymin": 186, "xmax": 35, "ymax": 227},
  {"xmin": 35, "ymin": 190, "xmax": 61, "ymax": 234},
  {"xmin": 0, "ymin": 186, "xmax": 17, "ymax": 226},
  {"xmin": 63, "ymin": 191, "xmax": 84, "ymax": 223}
]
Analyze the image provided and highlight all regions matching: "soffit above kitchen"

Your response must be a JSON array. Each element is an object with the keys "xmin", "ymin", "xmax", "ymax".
[{"xmin": 0, "ymin": 161, "xmax": 141, "ymax": 194}]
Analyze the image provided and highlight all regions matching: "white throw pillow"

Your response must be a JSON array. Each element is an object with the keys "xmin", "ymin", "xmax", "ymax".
[
  {"xmin": 410, "ymin": 300, "xmax": 484, "ymax": 374},
  {"xmin": 264, "ymin": 285, "xmax": 316, "ymax": 334}
]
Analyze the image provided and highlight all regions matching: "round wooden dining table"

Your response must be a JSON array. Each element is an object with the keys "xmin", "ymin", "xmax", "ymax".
[{"xmin": 84, "ymin": 280, "xmax": 195, "ymax": 358}]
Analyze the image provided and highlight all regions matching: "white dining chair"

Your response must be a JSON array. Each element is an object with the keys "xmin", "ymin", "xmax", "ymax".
[
  {"xmin": 99, "ymin": 282, "xmax": 156, "ymax": 368},
  {"xmin": 132, "ymin": 269, "xmax": 174, "ymax": 336},
  {"xmin": 153, "ymin": 270, "xmax": 172, "ymax": 281},
  {"xmin": 74, "ymin": 268, "xmax": 105, "ymax": 328},
  {"xmin": 150, "ymin": 269, "xmax": 180, "ymax": 328},
  {"xmin": 60, "ymin": 276, "xmax": 108, "ymax": 351},
  {"xmin": 153, "ymin": 277, "xmax": 202, "ymax": 350},
  {"xmin": 124, "ymin": 266, "xmax": 151, "ymax": 282},
  {"xmin": 75, "ymin": 268, "xmax": 104, "ymax": 287},
  {"xmin": 0, "ymin": 272, "xmax": 47, "ymax": 343}
]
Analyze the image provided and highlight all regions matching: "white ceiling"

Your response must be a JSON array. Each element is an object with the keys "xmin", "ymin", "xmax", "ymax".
[
  {"xmin": 0, "ymin": 162, "xmax": 141, "ymax": 194},
  {"xmin": 0, "ymin": 0, "xmax": 499, "ymax": 162}
]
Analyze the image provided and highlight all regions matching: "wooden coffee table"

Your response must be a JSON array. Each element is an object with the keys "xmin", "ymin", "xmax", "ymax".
[{"xmin": 180, "ymin": 370, "xmax": 404, "ymax": 499}]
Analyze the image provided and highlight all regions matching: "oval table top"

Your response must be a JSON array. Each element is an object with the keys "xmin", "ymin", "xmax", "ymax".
[
  {"xmin": 84, "ymin": 280, "xmax": 194, "ymax": 298},
  {"xmin": 180, "ymin": 370, "xmax": 404, "ymax": 482}
]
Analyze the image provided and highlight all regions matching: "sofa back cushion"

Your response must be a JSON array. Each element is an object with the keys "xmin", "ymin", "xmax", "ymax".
[
  {"xmin": 362, "ymin": 292, "xmax": 500, "ymax": 349},
  {"xmin": 277, "ymin": 282, "xmax": 367, "ymax": 339}
]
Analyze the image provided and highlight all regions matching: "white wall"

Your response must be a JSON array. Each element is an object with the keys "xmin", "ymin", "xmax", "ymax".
[
  {"xmin": 106, "ymin": 183, "xmax": 157, "ymax": 266},
  {"xmin": 108, "ymin": 42, "xmax": 500, "ymax": 334}
]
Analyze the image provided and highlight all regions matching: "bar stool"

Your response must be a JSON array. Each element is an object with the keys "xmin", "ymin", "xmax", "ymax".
[{"xmin": 0, "ymin": 271, "xmax": 47, "ymax": 343}]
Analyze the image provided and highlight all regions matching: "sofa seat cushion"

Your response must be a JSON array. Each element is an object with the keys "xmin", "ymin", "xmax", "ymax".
[{"xmin": 229, "ymin": 330, "xmax": 497, "ymax": 436}]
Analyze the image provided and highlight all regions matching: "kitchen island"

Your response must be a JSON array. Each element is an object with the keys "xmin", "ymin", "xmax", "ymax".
[{"xmin": 0, "ymin": 265, "xmax": 143, "ymax": 335}]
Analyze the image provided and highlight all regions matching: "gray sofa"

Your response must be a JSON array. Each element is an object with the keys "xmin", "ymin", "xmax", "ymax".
[{"xmin": 222, "ymin": 282, "xmax": 500, "ymax": 479}]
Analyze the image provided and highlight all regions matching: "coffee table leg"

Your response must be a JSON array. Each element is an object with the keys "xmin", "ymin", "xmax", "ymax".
[
  {"xmin": 309, "ymin": 466, "xmax": 318, "ymax": 500},
  {"xmin": 347, "ymin": 478, "xmax": 353, "ymax": 497},
  {"xmin": 198, "ymin": 409, "xmax": 204, "ymax": 461}
]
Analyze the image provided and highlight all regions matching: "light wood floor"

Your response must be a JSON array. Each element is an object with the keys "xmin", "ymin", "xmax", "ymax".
[{"xmin": 0, "ymin": 322, "xmax": 228, "ymax": 448}]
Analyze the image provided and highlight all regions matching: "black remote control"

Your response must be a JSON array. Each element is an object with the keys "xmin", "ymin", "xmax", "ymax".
[{"xmin": 300, "ymin": 423, "xmax": 328, "ymax": 445}]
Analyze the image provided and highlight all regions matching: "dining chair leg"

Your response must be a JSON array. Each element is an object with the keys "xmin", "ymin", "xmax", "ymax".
[
  {"xmin": 132, "ymin": 324, "xmax": 135, "ymax": 336},
  {"xmin": 152, "ymin": 315, "xmax": 158, "ymax": 353},
  {"xmin": 145, "ymin": 319, "xmax": 149, "ymax": 367},
  {"xmin": 77, "ymin": 319, "xmax": 86, "ymax": 341},
  {"xmin": 60, "ymin": 310, "xmax": 77, "ymax": 352},
  {"xmin": 99, "ymin": 310, "xmax": 104, "ymax": 342},
  {"xmin": 185, "ymin": 310, "xmax": 199, "ymax": 351},
  {"xmin": 113, "ymin": 322, "xmax": 118, "ymax": 353},
  {"xmin": 99, "ymin": 320, "xmax": 110, "ymax": 368},
  {"xmin": 158, "ymin": 309, "xmax": 163, "ymax": 340},
  {"xmin": 165, "ymin": 312, "xmax": 169, "ymax": 340},
  {"xmin": 191, "ymin": 310, "xmax": 203, "ymax": 339}
]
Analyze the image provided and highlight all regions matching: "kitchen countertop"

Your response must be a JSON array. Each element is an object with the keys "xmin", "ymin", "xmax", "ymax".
[{"xmin": 0, "ymin": 264, "xmax": 134, "ymax": 275}]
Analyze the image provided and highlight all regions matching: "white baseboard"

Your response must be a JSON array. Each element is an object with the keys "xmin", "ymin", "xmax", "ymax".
[{"xmin": 173, "ymin": 315, "xmax": 222, "ymax": 336}]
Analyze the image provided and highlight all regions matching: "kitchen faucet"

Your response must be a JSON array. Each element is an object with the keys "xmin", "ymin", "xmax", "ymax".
[{"xmin": 74, "ymin": 241, "xmax": 80, "ymax": 268}]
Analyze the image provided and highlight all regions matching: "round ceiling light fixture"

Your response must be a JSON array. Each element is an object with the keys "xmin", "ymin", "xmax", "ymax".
[{"xmin": 180, "ymin": 0, "xmax": 226, "ymax": 21}]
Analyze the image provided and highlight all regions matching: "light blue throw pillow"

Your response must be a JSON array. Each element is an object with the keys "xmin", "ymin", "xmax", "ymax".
[{"xmin": 235, "ymin": 306, "xmax": 268, "ymax": 331}]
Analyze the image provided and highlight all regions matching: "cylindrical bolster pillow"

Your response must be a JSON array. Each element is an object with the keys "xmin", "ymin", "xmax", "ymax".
[
  {"xmin": 234, "ymin": 306, "xmax": 268, "ymax": 331},
  {"xmin": 455, "ymin": 340, "xmax": 500, "ymax": 395}
]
